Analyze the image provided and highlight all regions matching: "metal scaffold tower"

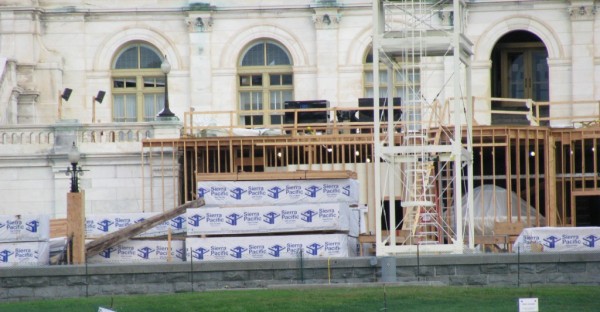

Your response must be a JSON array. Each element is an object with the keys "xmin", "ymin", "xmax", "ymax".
[{"xmin": 372, "ymin": 0, "xmax": 475, "ymax": 255}]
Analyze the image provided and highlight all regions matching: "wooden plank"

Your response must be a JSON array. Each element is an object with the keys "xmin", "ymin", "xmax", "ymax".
[
  {"xmin": 67, "ymin": 192, "xmax": 85, "ymax": 264},
  {"xmin": 50, "ymin": 218, "xmax": 67, "ymax": 238},
  {"xmin": 85, "ymin": 199, "xmax": 204, "ymax": 257},
  {"xmin": 197, "ymin": 170, "xmax": 357, "ymax": 182}
]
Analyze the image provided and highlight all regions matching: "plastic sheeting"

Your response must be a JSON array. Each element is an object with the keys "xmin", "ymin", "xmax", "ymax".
[
  {"xmin": 198, "ymin": 179, "xmax": 359, "ymax": 207},
  {"xmin": 0, "ymin": 214, "xmax": 50, "ymax": 242},
  {"xmin": 85, "ymin": 212, "xmax": 186, "ymax": 238},
  {"xmin": 187, "ymin": 203, "xmax": 360, "ymax": 237},
  {"xmin": 0, "ymin": 241, "xmax": 50, "ymax": 266},
  {"xmin": 186, "ymin": 233, "xmax": 356, "ymax": 261},
  {"xmin": 87, "ymin": 240, "xmax": 185, "ymax": 263},
  {"xmin": 513, "ymin": 227, "xmax": 600, "ymax": 253},
  {"xmin": 461, "ymin": 185, "xmax": 546, "ymax": 235}
]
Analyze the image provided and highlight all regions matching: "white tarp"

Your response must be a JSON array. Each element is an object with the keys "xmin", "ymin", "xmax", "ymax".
[
  {"xmin": 0, "ymin": 214, "xmax": 50, "ymax": 242},
  {"xmin": 513, "ymin": 226, "xmax": 600, "ymax": 253},
  {"xmin": 197, "ymin": 179, "xmax": 359, "ymax": 207},
  {"xmin": 186, "ymin": 234, "xmax": 356, "ymax": 261},
  {"xmin": 187, "ymin": 203, "xmax": 360, "ymax": 236},
  {"xmin": 85, "ymin": 213, "xmax": 186, "ymax": 238},
  {"xmin": 0, "ymin": 241, "xmax": 50, "ymax": 266},
  {"xmin": 87, "ymin": 240, "xmax": 185, "ymax": 263},
  {"xmin": 461, "ymin": 185, "xmax": 546, "ymax": 235}
]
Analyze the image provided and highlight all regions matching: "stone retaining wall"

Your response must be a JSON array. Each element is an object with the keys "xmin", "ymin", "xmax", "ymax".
[{"xmin": 1, "ymin": 252, "xmax": 599, "ymax": 301}]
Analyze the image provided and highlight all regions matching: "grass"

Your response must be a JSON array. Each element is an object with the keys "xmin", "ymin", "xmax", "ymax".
[{"xmin": 0, "ymin": 285, "xmax": 598, "ymax": 312}]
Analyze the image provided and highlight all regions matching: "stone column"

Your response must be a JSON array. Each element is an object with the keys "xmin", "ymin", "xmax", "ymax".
[
  {"xmin": 568, "ymin": 1, "xmax": 596, "ymax": 125},
  {"xmin": 313, "ymin": 7, "xmax": 341, "ymax": 106}
]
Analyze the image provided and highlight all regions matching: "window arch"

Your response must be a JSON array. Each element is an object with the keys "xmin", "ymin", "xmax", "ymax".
[
  {"xmin": 111, "ymin": 43, "xmax": 165, "ymax": 122},
  {"xmin": 237, "ymin": 40, "xmax": 293, "ymax": 126}
]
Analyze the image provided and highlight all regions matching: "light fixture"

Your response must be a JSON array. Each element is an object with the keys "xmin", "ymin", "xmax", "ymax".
[
  {"xmin": 61, "ymin": 88, "xmax": 72, "ymax": 101},
  {"xmin": 58, "ymin": 88, "xmax": 73, "ymax": 119},
  {"xmin": 277, "ymin": 152, "xmax": 282, "ymax": 158},
  {"xmin": 157, "ymin": 55, "xmax": 175, "ymax": 118},
  {"xmin": 355, "ymin": 150, "xmax": 360, "ymax": 156},
  {"xmin": 323, "ymin": 14, "xmax": 331, "ymax": 25},
  {"xmin": 530, "ymin": 151, "xmax": 536, "ymax": 157},
  {"xmin": 65, "ymin": 142, "xmax": 84, "ymax": 193},
  {"xmin": 92, "ymin": 90, "xmax": 106, "ymax": 123},
  {"xmin": 95, "ymin": 91, "xmax": 105, "ymax": 104}
]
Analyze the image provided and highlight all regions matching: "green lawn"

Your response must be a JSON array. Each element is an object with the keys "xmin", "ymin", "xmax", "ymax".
[{"xmin": 0, "ymin": 285, "xmax": 598, "ymax": 312}]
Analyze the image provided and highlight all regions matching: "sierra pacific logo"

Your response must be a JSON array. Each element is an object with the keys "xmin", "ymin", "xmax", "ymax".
[
  {"xmin": 197, "ymin": 187, "xmax": 210, "ymax": 198},
  {"xmin": 96, "ymin": 219, "xmax": 114, "ymax": 232},
  {"xmin": 226, "ymin": 213, "xmax": 243, "ymax": 226},
  {"xmin": 99, "ymin": 247, "xmax": 117, "ymax": 259},
  {"xmin": 134, "ymin": 217, "xmax": 146, "ymax": 224},
  {"xmin": 25, "ymin": 220, "xmax": 39, "ymax": 233},
  {"xmin": 268, "ymin": 186, "xmax": 285, "ymax": 199},
  {"xmin": 230, "ymin": 246, "xmax": 247, "ymax": 259},
  {"xmin": 301, "ymin": 210, "xmax": 318, "ymax": 223},
  {"xmin": 543, "ymin": 235, "xmax": 561, "ymax": 248},
  {"xmin": 0, "ymin": 250, "xmax": 14, "ymax": 262},
  {"xmin": 175, "ymin": 248, "xmax": 186, "ymax": 260},
  {"xmin": 0, "ymin": 222, "xmax": 5, "ymax": 230},
  {"xmin": 342, "ymin": 184, "xmax": 351, "ymax": 196},
  {"xmin": 583, "ymin": 235, "xmax": 600, "ymax": 247},
  {"xmin": 170, "ymin": 216, "xmax": 186, "ymax": 229},
  {"xmin": 230, "ymin": 187, "xmax": 247, "ymax": 200},
  {"xmin": 137, "ymin": 247, "xmax": 155, "ymax": 259},
  {"xmin": 305, "ymin": 185, "xmax": 322, "ymax": 198},
  {"xmin": 263, "ymin": 211, "xmax": 280, "ymax": 224},
  {"xmin": 269, "ymin": 244, "xmax": 285, "ymax": 257},
  {"xmin": 306, "ymin": 243, "xmax": 323, "ymax": 256},
  {"xmin": 188, "ymin": 214, "xmax": 206, "ymax": 227},
  {"xmin": 192, "ymin": 247, "xmax": 209, "ymax": 260}
]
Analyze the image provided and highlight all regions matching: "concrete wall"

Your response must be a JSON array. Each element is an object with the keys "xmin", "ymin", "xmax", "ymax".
[{"xmin": 1, "ymin": 252, "xmax": 599, "ymax": 301}]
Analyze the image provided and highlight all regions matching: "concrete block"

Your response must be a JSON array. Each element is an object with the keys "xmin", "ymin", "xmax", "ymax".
[
  {"xmin": 7, "ymin": 287, "xmax": 34, "ymax": 299},
  {"xmin": 558, "ymin": 262, "xmax": 586, "ymax": 273},
  {"xmin": 434, "ymin": 265, "xmax": 455, "ymax": 276},
  {"xmin": 456, "ymin": 265, "xmax": 480, "ymax": 275},
  {"xmin": 481, "ymin": 263, "xmax": 509, "ymax": 274}
]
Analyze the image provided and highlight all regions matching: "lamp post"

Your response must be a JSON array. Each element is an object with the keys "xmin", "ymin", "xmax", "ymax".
[
  {"xmin": 156, "ymin": 55, "xmax": 175, "ymax": 118},
  {"xmin": 66, "ymin": 142, "xmax": 83, "ymax": 193},
  {"xmin": 65, "ymin": 141, "xmax": 85, "ymax": 264}
]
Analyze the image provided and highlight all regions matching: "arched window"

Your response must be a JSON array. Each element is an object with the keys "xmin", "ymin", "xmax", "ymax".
[
  {"xmin": 238, "ymin": 40, "xmax": 293, "ymax": 126},
  {"xmin": 363, "ymin": 48, "xmax": 420, "ymax": 102},
  {"xmin": 111, "ymin": 43, "xmax": 165, "ymax": 122}
]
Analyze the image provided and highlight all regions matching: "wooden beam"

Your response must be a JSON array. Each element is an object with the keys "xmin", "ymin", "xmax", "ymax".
[
  {"xmin": 67, "ymin": 192, "xmax": 85, "ymax": 264},
  {"xmin": 196, "ymin": 170, "xmax": 357, "ymax": 182},
  {"xmin": 85, "ymin": 199, "xmax": 204, "ymax": 257}
]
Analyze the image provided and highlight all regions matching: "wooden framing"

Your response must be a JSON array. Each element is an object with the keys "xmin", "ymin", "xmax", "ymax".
[{"xmin": 142, "ymin": 106, "xmax": 600, "ymax": 246}]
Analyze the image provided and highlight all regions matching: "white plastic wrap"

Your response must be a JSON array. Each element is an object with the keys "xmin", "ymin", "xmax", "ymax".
[
  {"xmin": 197, "ymin": 179, "xmax": 359, "ymax": 207},
  {"xmin": 186, "ymin": 203, "xmax": 358, "ymax": 236},
  {"xmin": 0, "ymin": 214, "xmax": 50, "ymax": 242},
  {"xmin": 461, "ymin": 185, "xmax": 546, "ymax": 235},
  {"xmin": 0, "ymin": 241, "xmax": 50, "ymax": 266},
  {"xmin": 87, "ymin": 240, "xmax": 185, "ymax": 263},
  {"xmin": 85, "ymin": 213, "xmax": 186, "ymax": 238},
  {"xmin": 513, "ymin": 227, "xmax": 600, "ymax": 253},
  {"xmin": 186, "ymin": 233, "xmax": 355, "ymax": 261}
]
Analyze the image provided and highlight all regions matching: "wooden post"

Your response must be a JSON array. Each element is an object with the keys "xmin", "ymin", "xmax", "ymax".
[{"xmin": 67, "ymin": 191, "xmax": 85, "ymax": 264}]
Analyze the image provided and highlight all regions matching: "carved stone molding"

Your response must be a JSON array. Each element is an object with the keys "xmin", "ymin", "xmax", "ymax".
[
  {"xmin": 313, "ymin": 8, "xmax": 341, "ymax": 29},
  {"xmin": 568, "ymin": 5, "xmax": 596, "ymax": 21},
  {"xmin": 186, "ymin": 15, "xmax": 213, "ymax": 33}
]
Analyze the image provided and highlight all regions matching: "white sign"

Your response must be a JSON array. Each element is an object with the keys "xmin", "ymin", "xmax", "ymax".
[
  {"xmin": 197, "ymin": 179, "xmax": 359, "ymax": 207},
  {"xmin": 0, "ymin": 214, "xmax": 50, "ymax": 242},
  {"xmin": 187, "ymin": 203, "xmax": 358, "ymax": 236},
  {"xmin": 518, "ymin": 298, "xmax": 538, "ymax": 312},
  {"xmin": 0, "ymin": 241, "xmax": 50, "ymax": 266},
  {"xmin": 87, "ymin": 240, "xmax": 185, "ymax": 263},
  {"xmin": 186, "ymin": 234, "xmax": 356, "ymax": 261},
  {"xmin": 85, "ymin": 213, "xmax": 186, "ymax": 238}
]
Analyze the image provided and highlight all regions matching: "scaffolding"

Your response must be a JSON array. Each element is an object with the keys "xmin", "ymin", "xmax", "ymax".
[{"xmin": 372, "ymin": 0, "xmax": 474, "ymax": 255}]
